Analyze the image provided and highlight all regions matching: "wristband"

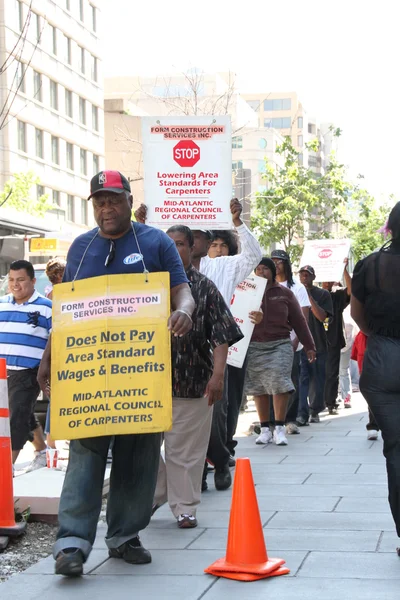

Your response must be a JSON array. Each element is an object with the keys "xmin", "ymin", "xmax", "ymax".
[{"xmin": 175, "ymin": 309, "xmax": 193, "ymax": 322}]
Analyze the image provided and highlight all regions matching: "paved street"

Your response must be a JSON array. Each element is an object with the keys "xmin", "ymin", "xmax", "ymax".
[{"xmin": 2, "ymin": 393, "xmax": 399, "ymax": 599}]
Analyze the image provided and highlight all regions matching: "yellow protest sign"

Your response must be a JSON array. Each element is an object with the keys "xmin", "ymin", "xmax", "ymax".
[{"xmin": 50, "ymin": 273, "xmax": 172, "ymax": 439}]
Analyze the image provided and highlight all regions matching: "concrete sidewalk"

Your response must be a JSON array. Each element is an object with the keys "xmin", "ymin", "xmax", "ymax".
[{"xmin": 2, "ymin": 393, "xmax": 399, "ymax": 599}]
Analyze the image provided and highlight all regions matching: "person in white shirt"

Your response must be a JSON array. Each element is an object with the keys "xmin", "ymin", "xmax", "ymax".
[
  {"xmin": 271, "ymin": 250, "xmax": 311, "ymax": 435},
  {"xmin": 134, "ymin": 199, "xmax": 262, "ymax": 490}
]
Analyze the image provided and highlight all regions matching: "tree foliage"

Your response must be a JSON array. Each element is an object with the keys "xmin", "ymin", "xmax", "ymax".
[
  {"xmin": 348, "ymin": 190, "xmax": 392, "ymax": 262},
  {"xmin": 251, "ymin": 136, "xmax": 352, "ymax": 263},
  {"xmin": 0, "ymin": 172, "xmax": 53, "ymax": 217}
]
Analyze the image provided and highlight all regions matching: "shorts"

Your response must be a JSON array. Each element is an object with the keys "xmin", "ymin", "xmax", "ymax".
[
  {"xmin": 8, "ymin": 368, "xmax": 40, "ymax": 451},
  {"xmin": 245, "ymin": 339, "xmax": 294, "ymax": 396}
]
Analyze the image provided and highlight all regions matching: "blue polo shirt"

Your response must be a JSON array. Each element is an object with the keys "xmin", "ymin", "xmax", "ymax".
[{"xmin": 64, "ymin": 222, "xmax": 188, "ymax": 286}]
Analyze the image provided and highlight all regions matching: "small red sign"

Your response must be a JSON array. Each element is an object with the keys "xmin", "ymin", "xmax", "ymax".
[
  {"xmin": 318, "ymin": 249, "xmax": 333, "ymax": 259},
  {"xmin": 173, "ymin": 140, "xmax": 200, "ymax": 167}
]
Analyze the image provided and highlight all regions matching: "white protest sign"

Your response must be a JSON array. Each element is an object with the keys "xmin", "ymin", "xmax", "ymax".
[
  {"xmin": 141, "ymin": 116, "xmax": 232, "ymax": 230},
  {"xmin": 227, "ymin": 274, "xmax": 267, "ymax": 369},
  {"xmin": 300, "ymin": 239, "xmax": 351, "ymax": 282}
]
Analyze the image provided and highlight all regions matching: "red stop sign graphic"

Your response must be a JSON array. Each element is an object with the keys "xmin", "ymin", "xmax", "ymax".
[
  {"xmin": 318, "ymin": 249, "xmax": 333, "ymax": 259},
  {"xmin": 173, "ymin": 140, "xmax": 200, "ymax": 167}
]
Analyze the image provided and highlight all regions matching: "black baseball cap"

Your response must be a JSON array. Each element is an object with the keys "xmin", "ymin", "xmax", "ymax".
[
  {"xmin": 194, "ymin": 229, "xmax": 212, "ymax": 239},
  {"xmin": 271, "ymin": 249, "xmax": 290, "ymax": 262},
  {"xmin": 299, "ymin": 265, "xmax": 316, "ymax": 277},
  {"xmin": 88, "ymin": 170, "xmax": 131, "ymax": 200}
]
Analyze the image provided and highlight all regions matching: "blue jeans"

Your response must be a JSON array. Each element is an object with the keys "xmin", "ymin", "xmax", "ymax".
[
  {"xmin": 298, "ymin": 350, "xmax": 327, "ymax": 420},
  {"xmin": 53, "ymin": 433, "xmax": 161, "ymax": 560}
]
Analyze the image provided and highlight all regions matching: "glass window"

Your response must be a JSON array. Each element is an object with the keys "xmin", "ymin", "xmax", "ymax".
[
  {"xmin": 232, "ymin": 136, "xmax": 243, "ymax": 149},
  {"xmin": 298, "ymin": 116, "xmax": 303, "ymax": 129},
  {"xmin": 37, "ymin": 184, "xmax": 45, "ymax": 199},
  {"xmin": 50, "ymin": 80, "xmax": 58, "ymax": 110},
  {"xmin": 63, "ymin": 35, "xmax": 71, "ymax": 64},
  {"xmin": 259, "ymin": 138, "xmax": 267, "ymax": 149},
  {"xmin": 17, "ymin": 1, "xmax": 24, "ymax": 32},
  {"xmin": 92, "ymin": 105, "xmax": 99, "ymax": 131},
  {"xmin": 33, "ymin": 70, "xmax": 42, "ymax": 101},
  {"xmin": 32, "ymin": 12, "xmax": 41, "ymax": 43},
  {"xmin": 80, "ymin": 148, "xmax": 87, "ymax": 175},
  {"xmin": 35, "ymin": 128, "xmax": 43, "ymax": 158},
  {"xmin": 67, "ymin": 195, "xmax": 74, "ymax": 221},
  {"xmin": 298, "ymin": 153, "xmax": 303, "ymax": 166},
  {"xmin": 264, "ymin": 117, "xmax": 291, "ymax": 129},
  {"xmin": 79, "ymin": 0, "xmax": 84, "ymax": 21},
  {"xmin": 92, "ymin": 154, "xmax": 99, "ymax": 173},
  {"xmin": 51, "ymin": 136, "xmax": 59, "ymax": 164},
  {"xmin": 52, "ymin": 190, "xmax": 60, "ymax": 206},
  {"xmin": 297, "ymin": 134, "xmax": 303, "ymax": 147},
  {"xmin": 264, "ymin": 98, "xmax": 292, "ymax": 111},
  {"xmin": 66, "ymin": 0, "xmax": 71, "ymax": 10},
  {"xmin": 246, "ymin": 100, "xmax": 260, "ymax": 111},
  {"xmin": 66, "ymin": 142, "xmax": 74, "ymax": 170},
  {"xmin": 50, "ymin": 25, "xmax": 57, "ymax": 55},
  {"xmin": 232, "ymin": 161, "xmax": 243, "ymax": 171},
  {"xmin": 81, "ymin": 198, "xmax": 88, "ymax": 225},
  {"xmin": 65, "ymin": 89, "xmax": 73, "ymax": 118},
  {"xmin": 17, "ymin": 120, "xmax": 26, "ymax": 152},
  {"xmin": 79, "ymin": 47, "xmax": 85, "ymax": 74},
  {"xmin": 91, "ymin": 4, "xmax": 97, "ymax": 31},
  {"xmin": 79, "ymin": 97, "xmax": 86, "ymax": 124},
  {"xmin": 16, "ymin": 61, "xmax": 25, "ymax": 93},
  {"xmin": 258, "ymin": 160, "xmax": 266, "ymax": 174},
  {"xmin": 90, "ymin": 55, "xmax": 98, "ymax": 82}
]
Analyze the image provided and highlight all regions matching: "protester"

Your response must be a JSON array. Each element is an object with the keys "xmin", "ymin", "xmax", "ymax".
[
  {"xmin": 37, "ymin": 170, "xmax": 194, "ymax": 577},
  {"xmin": 298, "ymin": 265, "xmax": 333, "ymax": 424},
  {"xmin": 271, "ymin": 249, "xmax": 311, "ymax": 434},
  {"xmin": 322, "ymin": 259, "xmax": 352, "ymax": 413},
  {"xmin": 135, "ymin": 200, "xmax": 262, "ymax": 490},
  {"xmin": 351, "ymin": 202, "xmax": 400, "ymax": 554},
  {"xmin": 0, "ymin": 260, "xmax": 51, "ymax": 469},
  {"xmin": 152, "ymin": 226, "xmax": 243, "ymax": 528},
  {"xmin": 44, "ymin": 257, "xmax": 67, "ymax": 450},
  {"xmin": 351, "ymin": 330, "xmax": 379, "ymax": 440},
  {"xmin": 247, "ymin": 258, "xmax": 316, "ymax": 446},
  {"xmin": 339, "ymin": 306, "xmax": 358, "ymax": 410},
  {"xmin": 208, "ymin": 230, "xmax": 238, "ymax": 258}
]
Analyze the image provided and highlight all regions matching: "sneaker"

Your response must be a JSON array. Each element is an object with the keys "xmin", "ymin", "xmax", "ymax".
[
  {"xmin": 228, "ymin": 456, "xmax": 236, "ymax": 467},
  {"xmin": 344, "ymin": 394, "xmax": 352, "ymax": 409},
  {"xmin": 273, "ymin": 425, "xmax": 288, "ymax": 446},
  {"xmin": 55, "ymin": 548, "xmax": 84, "ymax": 577},
  {"xmin": 328, "ymin": 407, "xmax": 339, "ymax": 416},
  {"xmin": 177, "ymin": 514, "xmax": 198, "ymax": 529},
  {"xmin": 108, "ymin": 536, "xmax": 151, "ymax": 564},
  {"xmin": 256, "ymin": 428, "xmax": 273, "ymax": 445},
  {"xmin": 285, "ymin": 422, "xmax": 300, "ymax": 435},
  {"xmin": 367, "ymin": 429, "xmax": 379, "ymax": 441},
  {"xmin": 214, "ymin": 464, "xmax": 232, "ymax": 491},
  {"xmin": 309, "ymin": 414, "xmax": 320, "ymax": 423},
  {"xmin": 296, "ymin": 416, "xmax": 309, "ymax": 426},
  {"xmin": 24, "ymin": 451, "xmax": 47, "ymax": 473}
]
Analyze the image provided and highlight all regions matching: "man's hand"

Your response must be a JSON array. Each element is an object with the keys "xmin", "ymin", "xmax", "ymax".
[
  {"xmin": 249, "ymin": 309, "xmax": 263, "ymax": 325},
  {"xmin": 230, "ymin": 198, "xmax": 243, "ymax": 227},
  {"xmin": 37, "ymin": 355, "xmax": 51, "ymax": 396},
  {"xmin": 168, "ymin": 310, "xmax": 192, "ymax": 337},
  {"xmin": 204, "ymin": 372, "xmax": 224, "ymax": 406},
  {"xmin": 292, "ymin": 337, "xmax": 299, "ymax": 352},
  {"xmin": 307, "ymin": 350, "xmax": 316, "ymax": 363},
  {"xmin": 134, "ymin": 203, "xmax": 147, "ymax": 224}
]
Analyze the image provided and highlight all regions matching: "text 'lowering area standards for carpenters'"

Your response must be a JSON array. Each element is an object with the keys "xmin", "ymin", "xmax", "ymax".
[{"xmin": 50, "ymin": 273, "xmax": 172, "ymax": 439}]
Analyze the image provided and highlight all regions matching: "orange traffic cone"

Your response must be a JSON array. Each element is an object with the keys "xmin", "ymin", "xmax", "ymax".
[
  {"xmin": 205, "ymin": 457, "xmax": 289, "ymax": 581},
  {"xmin": 0, "ymin": 359, "xmax": 26, "ymax": 537}
]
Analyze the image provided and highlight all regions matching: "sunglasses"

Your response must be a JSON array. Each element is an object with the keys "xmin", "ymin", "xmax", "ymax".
[{"xmin": 105, "ymin": 239, "xmax": 116, "ymax": 267}]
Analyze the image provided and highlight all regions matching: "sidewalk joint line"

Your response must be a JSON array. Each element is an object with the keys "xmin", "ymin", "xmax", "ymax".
[
  {"xmin": 262, "ymin": 511, "xmax": 278, "ymax": 527},
  {"xmin": 345, "ymin": 430, "xmax": 351, "ymax": 436},
  {"xmin": 354, "ymin": 464, "xmax": 362, "ymax": 474},
  {"xmin": 86, "ymin": 556, "xmax": 110, "ymax": 575},
  {"xmin": 331, "ymin": 497, "xmax": 343, "ymax": 512},
  {"xmin": 324, "ymin": 448, "xmax": 333, "ymax": 455},
  {"xmin": 375, "ymin": 530, "xmax": 384, "ymax": 552},
  {"xmin": 279, "ymin": 455, "xmax": 289, "ymax": 464},
  {"xmin": 295, "ymin": 550, "xmax": 311, "ymax": 576},
  {"xmin": 186, "ymin": 528, "xmax": 207, "ymax": 550},
  {"xmin": 301, "ymin": 473, "xmax": 312, "ymax": 484},
  {"xmin": 197, "ymin": 577, "xmax": 219, "ymax": 599}
]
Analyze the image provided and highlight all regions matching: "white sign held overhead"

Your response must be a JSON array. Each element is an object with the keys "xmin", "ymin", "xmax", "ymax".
[
  {"xmin": 300, "ymin": 239, "xmax": 351, "ymax": 282},
  {"xmin": 141, "ymin": 116, "xmax": 232, "ymax": 230},
  {"xmin": 227, "ymin": 274, "xmax": 267, "ymax": 369}
]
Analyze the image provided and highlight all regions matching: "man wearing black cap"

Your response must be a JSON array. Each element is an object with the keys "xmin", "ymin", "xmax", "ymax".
[
  {"xmin": 38, "ymin": 170, "xmax": 195, "ymax": 577},
  {"xmin": 271, "ymin": 250, "xmax": 311, "ymax": 434},
  {"xmin": 298, "ymin": 265, "xmax": 333, "ymax": 424}
]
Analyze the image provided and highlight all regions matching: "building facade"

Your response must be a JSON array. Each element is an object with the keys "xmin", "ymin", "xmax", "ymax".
[{"xmin": 0, "ymin": 0, "xmax": 104, "ymax": 272}]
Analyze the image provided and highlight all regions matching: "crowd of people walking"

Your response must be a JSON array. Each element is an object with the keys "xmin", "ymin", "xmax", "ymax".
[{"xmin": 1, "ymin": 170, "xmax": 399, "ymax": 574}]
